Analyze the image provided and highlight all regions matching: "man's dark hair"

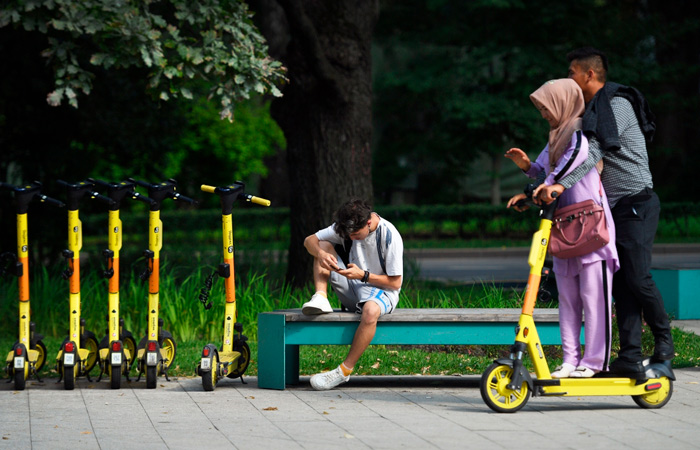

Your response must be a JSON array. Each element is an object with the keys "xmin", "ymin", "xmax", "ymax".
[
  {"xmin": 333, "ymin": 198, "xmax": 372, "ymax": 239},
  {"xmin": 567, "ymin": 47, "xmax": 608, "ymax": 82}
]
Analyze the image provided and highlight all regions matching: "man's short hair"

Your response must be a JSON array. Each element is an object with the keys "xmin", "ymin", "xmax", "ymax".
[
  {"xmin": 333, "ymin": 198, "xmax": 372, "ymax": 239},
  {"xmin": 567, "ymin": 47, "xmax": 608, "ymax": 83}
]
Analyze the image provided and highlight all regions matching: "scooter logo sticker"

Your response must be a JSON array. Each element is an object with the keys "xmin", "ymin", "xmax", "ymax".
[
  {"xmin": 154, "ymin": 226, "xmax": 160, "ymax": 233},
  {"xmin": 114, "ymin": 226, "xmax": 119, "ymax": 233},
  {"xmin": 22, "ymin": 245, "xmax": 28, "ymax": 252},
  {"xmin": 541, "ymin": 238, "xmax": 547, "ymax": 246},
  {"xmin": 228, "ymin": 246, "xmax": 233, "ymax": 254}
]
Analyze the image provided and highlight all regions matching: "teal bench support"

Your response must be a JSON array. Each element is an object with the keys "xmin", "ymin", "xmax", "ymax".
[
  {"xmin": 652, "ymin": 267, "xmax": 700, "ymax": 320},
  {"xmin": 257, "ymin": 308, "xmax": 567, "ymax": 390}
]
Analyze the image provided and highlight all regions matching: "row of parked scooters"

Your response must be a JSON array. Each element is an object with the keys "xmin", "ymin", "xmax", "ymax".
[{"xmin": 2, "ymin": 179, "xmax": 269, "ymax": 391}]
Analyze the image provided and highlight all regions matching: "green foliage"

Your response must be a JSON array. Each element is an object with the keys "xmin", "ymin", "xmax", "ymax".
[
  {"xmin": 372, "ymin": 0, "xmax": 700, "ymax": 204},
  {"xmin": 174, "ymin": 98, "xmax": 285, "ymax": 188},
  {"xmin": 0, "ymin": 0, "xmax": 286, "ymax": 119}
]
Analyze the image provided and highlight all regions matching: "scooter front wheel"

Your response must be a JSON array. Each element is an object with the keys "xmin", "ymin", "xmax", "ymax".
[
  {"xmin": 227, "ymin": 341, "xmax": 251, "ymax": 379},
  {"xmin": 159, "ymin": 331, "xmax": 177, "ymax": 374},
  {"xmin": 82, "ymin": 335, "xmax": 99, "ymax": 375},
  {"xmin": 633, "ymin": 377, "xmax": 673, "ymax": 409},
  {"xmin": 122, "ymin": 335, "xmax": 137, "ymax": 373},
  {"xmin": 480, "ymin": 362, "xmax": 531, "ymax": 413},
  {"xmin": 34, "ymin": 340, "xmax": 47, "ymax": 372},
  {"xmin": 202, "ymin": 352, "xmax": 219, "ymax": 392}
]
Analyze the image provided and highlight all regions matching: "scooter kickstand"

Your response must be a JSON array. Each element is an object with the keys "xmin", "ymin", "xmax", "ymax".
[
  {"xmin": 163, "ymin": 364, "xmax": 171, "ymax": 382},
  {"xmin": 31, "ymin": 365, "xmax": 42, "ymax": 383}
]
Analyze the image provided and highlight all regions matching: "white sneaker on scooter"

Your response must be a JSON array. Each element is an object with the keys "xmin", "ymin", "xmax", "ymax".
[{"xmin": 302, "ymin": 293, "xmax": 333, "ymax": 315}]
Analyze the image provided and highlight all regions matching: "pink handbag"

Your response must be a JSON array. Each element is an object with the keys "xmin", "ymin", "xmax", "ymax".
[{"xmin": 549, "ymin": 199, "xmax": 609, "ymax": 259}]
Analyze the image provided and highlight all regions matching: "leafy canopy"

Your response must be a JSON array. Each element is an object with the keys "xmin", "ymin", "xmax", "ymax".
[{"xmin": 0, "ymin": 0, "xmax": 286, "ymax": 120}]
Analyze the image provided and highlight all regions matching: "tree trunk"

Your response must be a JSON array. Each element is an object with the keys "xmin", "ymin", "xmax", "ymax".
[
  {"xmin": 253, "ymin": 0, "xmax": 378, "ymax": 287},
  {"xmin": 490, "ymin": 152, "xmax": 502, "ymax": 206}
]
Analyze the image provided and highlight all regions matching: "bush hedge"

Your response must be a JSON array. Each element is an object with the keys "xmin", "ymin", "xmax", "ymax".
[{"xmin": 79, "ymin": 201, "xmax": 700, "ymax": 249}]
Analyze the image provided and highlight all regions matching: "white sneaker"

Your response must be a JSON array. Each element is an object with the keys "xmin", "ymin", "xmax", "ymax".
[
  {"xmin": 310, "ymin": 366, "xmax": 349, "ymax": 390},
  {"xmin": 302, "ymin": 293, "xmax": 333, "ymax": 315},
  {"xmin": 551, "ymin": 362, "xmax": 576, "ymax": 379},
  {"xmin": 569, "ymin": 366, "xmax": 597, "ymax": 378}
]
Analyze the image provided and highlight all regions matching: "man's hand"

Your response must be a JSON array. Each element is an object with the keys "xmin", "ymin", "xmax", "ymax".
[
  {"xmin": 317, "ymin": 249, "xmax": 340, "ymax": 272},
  {"xmin": 532, "ymin": 183, "xmax": 564, "ymax": 204},
  {"xmin": 337, "ymin": 263, "xmax": 364, "ymax": 280}
]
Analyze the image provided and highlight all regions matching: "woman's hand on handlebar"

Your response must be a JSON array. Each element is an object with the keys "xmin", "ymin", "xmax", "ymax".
[
  {"xmin": 532, "ymin": 183, "xmax": 563, "ymax": 205},
  {"xmin": 506, "ymin": 193, "xmax": 530, "ymax": 212}
]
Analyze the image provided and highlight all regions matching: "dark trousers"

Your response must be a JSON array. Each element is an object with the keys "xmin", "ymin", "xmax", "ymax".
[{"xmin": 611, "ymin": 189, "xmax": 672, "ymax": 361}]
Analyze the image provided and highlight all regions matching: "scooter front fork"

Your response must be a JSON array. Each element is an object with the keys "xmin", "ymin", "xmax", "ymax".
[{"xmin": 506, "ymin": 342, "xmax": 531, "ymax": 391}]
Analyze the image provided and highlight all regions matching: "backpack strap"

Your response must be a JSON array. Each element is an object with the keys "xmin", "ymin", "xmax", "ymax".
[{"xmin": 375, "ymin": 226, "xmax": 387, "ymax": 274}]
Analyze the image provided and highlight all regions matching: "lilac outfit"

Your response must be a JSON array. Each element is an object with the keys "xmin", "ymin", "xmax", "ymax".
[{"xmin": 526, "ymin": 132, "xmax": 619, "ymax": 372}]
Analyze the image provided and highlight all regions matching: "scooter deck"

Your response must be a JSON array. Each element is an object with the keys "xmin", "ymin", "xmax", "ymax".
[
  {"xmin": 218, "ymin": 350, "xmax": 242, "ymax": 365},
  {"xmin": 534, "ymin": 376, "xmax": 669, "ymax": 397}
]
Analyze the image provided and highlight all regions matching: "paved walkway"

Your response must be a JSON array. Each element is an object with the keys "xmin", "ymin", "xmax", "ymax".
[{"xmin": 2, "ymin": 367, "xmax": 700, "ymax": 449}]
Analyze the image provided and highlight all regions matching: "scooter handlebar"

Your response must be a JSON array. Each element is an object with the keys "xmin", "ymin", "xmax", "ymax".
[
  {"xmin": 172, "ymin": 192, "xmax": 198, "ymax": 205},
  {"xmin": 126, "ymin": 178, "xmax": 151, "ymax": 189},
  {"xmin": 36, "ymin": 194, "xmax": 66, "ymax": 208},
  {"xmin": 88, "ymin": 190, "xmax": 115, "ymax": 205},
  {"xmin": 200, "ymin": 184, "xmax": 270, "ymax": 207},
  {"xmin": 131, "ymin": 191, "xmax": 155, "ymax": 205},
  {"xmin": 247, "ymin": 195, "xmax": 271, "ymax": 207},
  {"xmin": 87, "ymin": 178, "xmax": 112, "ymax": 189}
]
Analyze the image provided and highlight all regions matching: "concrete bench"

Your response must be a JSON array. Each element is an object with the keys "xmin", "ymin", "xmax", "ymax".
[
  {"xmin": 257, "ymin": 308, "xmax": 565, "ymax": 390},
  {"xmin": 652, "ymin": 266, "xmax": 700, "ymax": 320}
]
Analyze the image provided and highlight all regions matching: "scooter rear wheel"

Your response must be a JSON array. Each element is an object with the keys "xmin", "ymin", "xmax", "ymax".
[
  {"xmin": 633, "ymin": 377, "xmax": 673, "ymax": 409},
  {"xmin": 14, "ymin": 365, "xmax": 26, "ymax": 391},
  {"xmin": 64, "ymin": 365, "xmax": 75, "ymax": 390},
  {"xmin": 146, "ymin": 365, "xmax": 157, "ymax": 389},
  {"xmin": 110, "ymin": 363, "xmax": 121, "ymax": 389},
  {"xmin": 480, "ymin": 362, "xmax": 531, "ymax": 413},
  {"xmin": 202, "ymin": 352, "xmax": 219, "ymax": 392}
]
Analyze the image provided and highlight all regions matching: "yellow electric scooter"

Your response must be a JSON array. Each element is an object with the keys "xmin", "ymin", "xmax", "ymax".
[
  {"xmin": 2, "ymin": 181, "xmax": 63, "ymax": 390},
  {"xmin": 130, "ymin": 178, "xmax": 196, "ymax": 389},
  {"xmin": 480, "ymin": 186, "xmax": 674, "ymax": 413},
  {"xmin": 55, "ymin": 180, "xmax": 113, "ymax": 390},
  {"xmin": 195, "ymin": 182, "xmax": 270, "ymax": 391},
  {"xmin": 90, "ymin": 179, "xmax": 153, "ymax": 389}
]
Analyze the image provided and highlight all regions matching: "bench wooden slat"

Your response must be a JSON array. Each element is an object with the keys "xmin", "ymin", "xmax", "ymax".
[{"xmin": 272, "ymin": 308, "xmax": 559, "ymax": 323}]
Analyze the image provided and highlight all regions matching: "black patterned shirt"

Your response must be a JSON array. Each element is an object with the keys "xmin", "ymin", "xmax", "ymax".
[{"xmin": 559, "ymin": 96, "xmax": 653, "ymax": 208}]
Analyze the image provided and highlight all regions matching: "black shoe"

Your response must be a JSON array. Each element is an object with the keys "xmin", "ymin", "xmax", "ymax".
[
  {"xmin": 653, "ymin": 335, "xmax": 675, "ymax": 361},
  {"xmin": 609, "ymin": 358, "xmax": 646, "ymax": 379}
]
